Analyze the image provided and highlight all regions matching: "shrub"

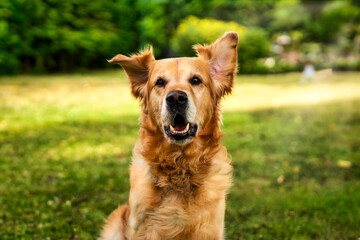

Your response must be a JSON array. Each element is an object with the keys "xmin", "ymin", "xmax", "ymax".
[
  {"xmin": 0, "ymin": 0, "xmax": 139, "ymax": 74},
  {"xmin": 171, "ymin": 16, "xmax": 271, "ymax": 73},
  {"xmin": 171, "ymin": 16, "xmax": 245, "ymax": 57},
  {"xmin": 238, "ymin": 27, "xmax": 271, "ymax": 73},
  {"xmin": 332, "ymin": 58, "xmax": 360, "ymax": 71}
]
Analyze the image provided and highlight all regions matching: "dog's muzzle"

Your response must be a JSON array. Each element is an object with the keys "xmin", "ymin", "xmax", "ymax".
[{"xmin": 163, "ymin": 91, "xmax": 198, "ymax": 142}]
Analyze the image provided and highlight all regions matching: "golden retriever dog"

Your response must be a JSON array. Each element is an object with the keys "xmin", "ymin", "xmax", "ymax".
[{"xmin": 100, "ymin": 31, "xmax": 238, "ymax": 240}]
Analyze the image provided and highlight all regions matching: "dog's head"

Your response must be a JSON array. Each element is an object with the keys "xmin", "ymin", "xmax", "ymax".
[{"xmin": 109, "ymin": 32, "xmax": 238, "ymax": 145}]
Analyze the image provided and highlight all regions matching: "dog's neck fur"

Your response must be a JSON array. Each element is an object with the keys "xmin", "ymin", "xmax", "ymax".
[{"xmin": 138, "ymin": 105, "xmax": 224, "ymax": 197}]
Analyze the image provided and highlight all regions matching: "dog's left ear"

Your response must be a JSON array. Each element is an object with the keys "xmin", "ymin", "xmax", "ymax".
[
  {"xmin": 108, "ymin": 47, "xmax": 155, "ymax": 99},
  {"xmin": 194, "ymin": 31, "xmax": 238, "ymax": 98}
]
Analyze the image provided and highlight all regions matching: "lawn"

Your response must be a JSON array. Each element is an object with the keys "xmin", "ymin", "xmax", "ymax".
[{"xmin": 0, "ymin": 71, "xmax": 359, "ymax": 239}]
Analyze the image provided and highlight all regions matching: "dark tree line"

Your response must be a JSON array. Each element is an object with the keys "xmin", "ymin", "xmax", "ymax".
[{"xmin": 0, "ymin": 0, "xmax": 359, "ymax": 75}]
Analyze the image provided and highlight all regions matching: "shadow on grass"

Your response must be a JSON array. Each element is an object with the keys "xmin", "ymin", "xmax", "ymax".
[
  {"xmin": 222, "ymin": 98, "xmax": 360, "ymax": 239},
  {"xmin": 0, "ymin": 99, "xmax": 360, "ymax": 239},
  {"xmin": 223, "ymin": 99, "xmax": 360, "ymax": 182},
  {"xmin": 0, "ymin": 116, "xmax": 139, "ymax": 239}
]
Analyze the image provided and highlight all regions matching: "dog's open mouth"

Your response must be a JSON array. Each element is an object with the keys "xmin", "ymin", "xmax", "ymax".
[{"xmin": 164, "ymin": 114, "xmax": 197, "ymax": 142}]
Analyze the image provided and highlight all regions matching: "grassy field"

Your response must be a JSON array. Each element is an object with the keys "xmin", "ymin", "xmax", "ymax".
[{"xmin": 0, "ymin": 71, "xmax": 360, "ymax": 239}]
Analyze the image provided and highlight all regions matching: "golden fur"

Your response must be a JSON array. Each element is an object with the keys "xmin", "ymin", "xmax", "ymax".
[{"xmin": 100, "ymin": 32, "xmax": 239, "ymax": 240}]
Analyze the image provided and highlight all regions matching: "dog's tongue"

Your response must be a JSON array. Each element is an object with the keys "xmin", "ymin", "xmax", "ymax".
[
  {"xmin": 173, "ymin": 114, "xmax": 187, "ymax": 131},
  {"xmin": 174, "ymin": 123, "xmax": 186, "ymax": 131}
]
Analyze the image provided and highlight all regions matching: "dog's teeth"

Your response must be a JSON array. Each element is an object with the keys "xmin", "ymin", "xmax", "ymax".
[
  {"xmin": 170, "ymin": 125, "xmax": 179, "ymax": 133},
  {"xmin": 170, "ymin": 125, "xmax": 175, "ymax": 133},
  {"xmin": 169, "ymin": 123, "xmax": 190, "ymax": 134}
]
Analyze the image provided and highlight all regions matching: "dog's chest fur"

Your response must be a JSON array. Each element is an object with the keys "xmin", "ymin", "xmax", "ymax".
[
  {"xmin": 128, "ymin": 143, "xmax": 232, "ymax": 239},
  {"xmin": 152, "ymin": 156, "xmax": 210, "ymax": 196}
]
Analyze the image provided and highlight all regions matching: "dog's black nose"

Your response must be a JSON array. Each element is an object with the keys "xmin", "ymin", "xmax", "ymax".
[{"xmin": 166, "ymin": 91, "xmax": 188, "ymax": 107}]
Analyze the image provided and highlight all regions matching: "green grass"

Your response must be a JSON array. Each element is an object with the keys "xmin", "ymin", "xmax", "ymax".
[{"xmin": 1, "ymin": 71, "xmax": 360, "ymax": 239}]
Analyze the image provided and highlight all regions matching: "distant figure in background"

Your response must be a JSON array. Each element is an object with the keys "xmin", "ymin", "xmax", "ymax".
[{"xmin": 300, "ymin": 60, "xmax": 315, "ymax": 84}]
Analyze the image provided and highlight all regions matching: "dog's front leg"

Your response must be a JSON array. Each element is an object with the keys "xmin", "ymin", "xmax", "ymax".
[{"xmin": 99, "ymin": 204, "xmax": 130, "ymax": 240}]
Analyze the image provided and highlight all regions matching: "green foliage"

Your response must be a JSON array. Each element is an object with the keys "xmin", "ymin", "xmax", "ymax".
[
  {"xmin": 136, "ymin": 0, "xmax": 217, "ymax": 57},
  {"xmin": 333, "ymin": 57, "xmax": 360, "ymax": 71},
  {"xmin": 304, "ymin": 1, "xmax": 360, "ymax": 43},
  {"xmin": 270, "ymin": 1, "xmax": 310, "ymax": 32},
  {"xmin": 171, "ymin": 16, "xmax": 270, "ymax": 73},
  {"xmin": 209, "ymin": 0, "xmax": 276, "ymax": 28},
  {"xmin": 0, "ymin": 0, "xmax": 139, "ymax": 74},
  {"xmin": 171, "ymin": 16, "xmax": 245, "ymax": 57},
  {"xmin": 1, "ymin": 0, "xmax": 359, "ymax": 74},
  {"xmin": 237, "ymin": 28, "xmax": 271, "ymax": 73}
]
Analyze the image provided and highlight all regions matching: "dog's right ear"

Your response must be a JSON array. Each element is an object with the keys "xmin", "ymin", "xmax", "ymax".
[{"xmin": 108, "ymin": 47, "xmax": 155, "ymax": 99}]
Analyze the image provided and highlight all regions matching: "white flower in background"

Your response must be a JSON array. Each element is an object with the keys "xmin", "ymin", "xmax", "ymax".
[{"xmin": 265, "ymin": 57, "xmax": 276, "ymax": 68}]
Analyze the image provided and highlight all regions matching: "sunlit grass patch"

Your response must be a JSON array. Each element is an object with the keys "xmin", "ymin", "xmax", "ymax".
[
  {"xmin": 223, "ymin": 72, "xmax": 360, "ymax": 112},
  {"xmin": 0, "ymin": 71, "xmax": 139, "ymax": 130}
]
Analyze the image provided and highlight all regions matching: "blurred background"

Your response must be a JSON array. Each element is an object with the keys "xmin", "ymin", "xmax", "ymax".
[
  {"xmin": 1, "ymin": 0, "xmax": 360, "ymax": 74},
  {"xmin": 1, "ymin": 0, "xmax": 360, "ymax": 239}
]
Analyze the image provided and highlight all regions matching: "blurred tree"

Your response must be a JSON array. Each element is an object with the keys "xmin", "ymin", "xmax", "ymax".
[
  {"xmin": 270, "ymin": 0, "xmax": 310, "ymax": 32},
  {"xmin": 0, "ymin": 0, "xmax": 359, "ymax": 74},
  {"xmin": 304, "ymin": 1, "xmax": 360, "ymax": 44},
  {"xmin": 136, "ymin": 0, "xmax": 219, "ymax": 57},
  {"xmin": 0, "ymin": 0, "xmax": 139, "ymax": 74},
  {"xmin": 210, "ymin": 0, "xmax": 276, "ymax": 29}
]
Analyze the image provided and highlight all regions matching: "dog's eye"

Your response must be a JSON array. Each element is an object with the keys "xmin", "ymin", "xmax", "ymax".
[
  {"xmin": 190, "ymin": 76, "xmax": 202, "ymax": 85},
  {"xmin": 155, "ymin": 78, "xmax": 166, "ymax": 87}
]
